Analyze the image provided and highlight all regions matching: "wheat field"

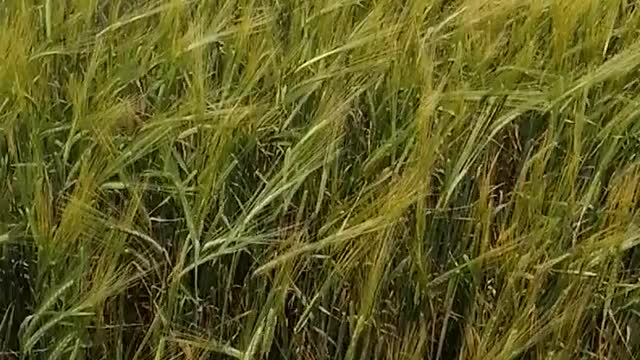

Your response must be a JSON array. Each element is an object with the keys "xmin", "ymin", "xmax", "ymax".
[{"xmin": 2, "ymin": 0, "xmax": 640, "ymax": 359}]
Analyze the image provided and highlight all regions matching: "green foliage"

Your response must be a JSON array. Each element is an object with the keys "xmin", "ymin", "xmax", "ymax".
[{"xmin": 2, "ymin": 0, "xmax": 640, "ymax": 358}]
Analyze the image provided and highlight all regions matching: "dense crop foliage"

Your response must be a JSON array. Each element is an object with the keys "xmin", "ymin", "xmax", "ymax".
[{"xmin": 3, "ymin": 0, "xmax": 640, "ymax": 359}]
